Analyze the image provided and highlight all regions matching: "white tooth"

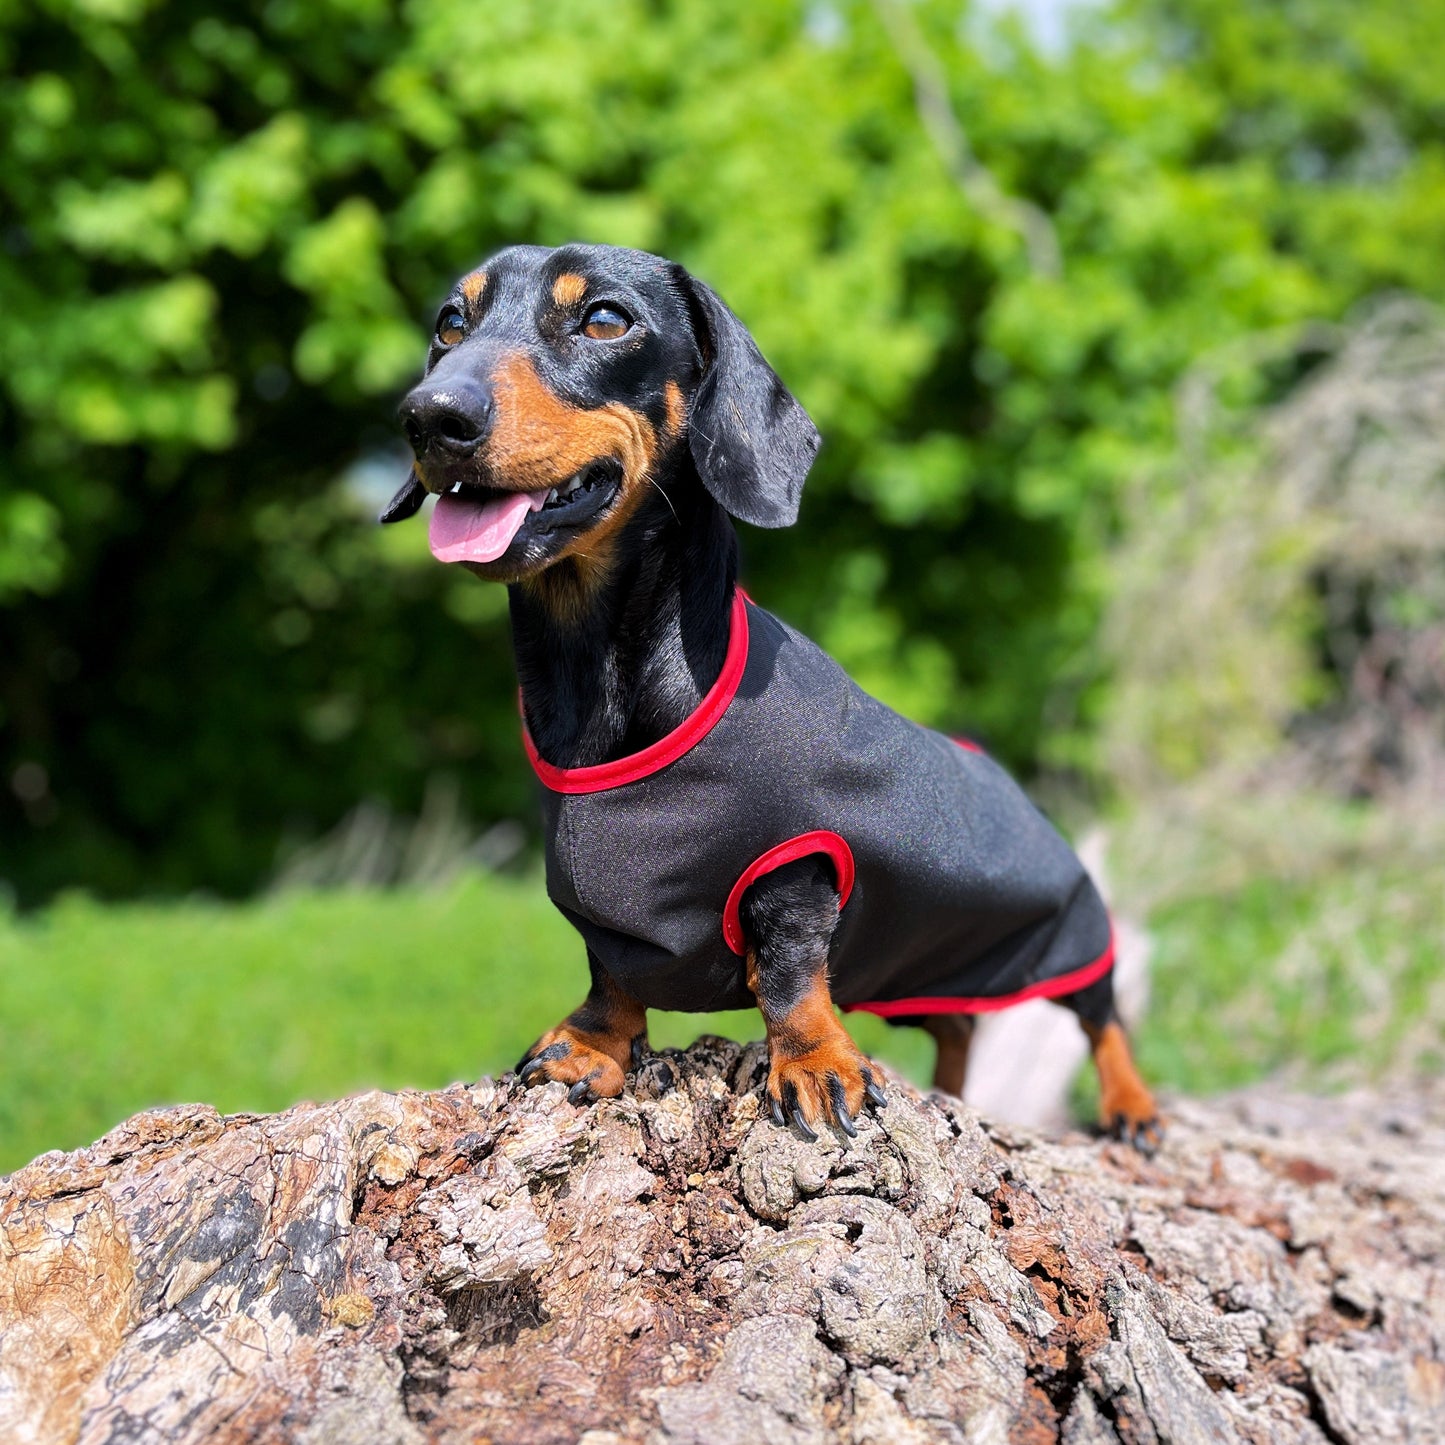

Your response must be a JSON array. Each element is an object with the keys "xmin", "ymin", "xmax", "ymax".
[
  {"xmin": 450, "ymin": 481, "xmax": 463, "ymax": 495},
  {"xmin": 546, "ymin": 488, "xmax": 558, "ymax": 504}
]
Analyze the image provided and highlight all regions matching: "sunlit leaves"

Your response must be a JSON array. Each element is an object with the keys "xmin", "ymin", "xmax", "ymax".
[
  {"xmin": 188, "ymin": 112, "xmax": 310, "ymax": 258},
  {"xmin": 3, "ymin": 0, "xmax": 1445, "ymax": 900}
]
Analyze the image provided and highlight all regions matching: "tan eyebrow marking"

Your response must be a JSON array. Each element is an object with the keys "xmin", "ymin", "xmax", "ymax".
[
  {"xmin": 663, "ymin": 381, "xmax": 687, "ymax": 437},
  {"xmin": 461, "ymin": 270, "xmax": 487, "ymax": 304},
  {"xmin": 551, "ymin": 272, "xmax": 588, "ymax": 307}
]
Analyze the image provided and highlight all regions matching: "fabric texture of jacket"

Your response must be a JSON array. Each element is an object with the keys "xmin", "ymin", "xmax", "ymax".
[{"xmin": 524, "ymin": 590, "xmax": 1114, "ymax": 1017}]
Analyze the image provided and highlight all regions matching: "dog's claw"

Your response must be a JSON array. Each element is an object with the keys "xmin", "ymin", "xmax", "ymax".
[
  {"xmin": 519, "ymin": 1040, "xmax": 570, "ymax": 1085},
  {"xmin": 769, "ymin": 1095, "xmax": 787, "ymax": 1128},
  {"xmin": 864, "ymin": 1079, "xmax": 888, "ymax": 1111},
  {"xmin": 780, "ymin": 1083, "xmax": 818, "ymax": 1142},
  {"xmin": 828, "ymin": 1074, "xmax": 858, "ymax": 1137},
  {"xmin": 568, "ymin": 1079, "xmax": 593, "ymax": 1105}
]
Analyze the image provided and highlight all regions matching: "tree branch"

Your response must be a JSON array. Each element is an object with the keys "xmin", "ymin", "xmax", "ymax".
[{"xmin": 871, "ymin": 0, "xmax": 1062, "ymax": 277}]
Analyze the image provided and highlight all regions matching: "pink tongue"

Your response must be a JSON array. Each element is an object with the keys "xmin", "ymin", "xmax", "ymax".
[{"xmin": 429, "ymin": 489, "xmax": 547, "ymax": 564}]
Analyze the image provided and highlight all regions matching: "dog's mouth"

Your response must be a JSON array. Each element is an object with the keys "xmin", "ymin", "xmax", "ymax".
[{"xmin": 427, "ymin": 461, "xmax": 622, "ymax": 566}]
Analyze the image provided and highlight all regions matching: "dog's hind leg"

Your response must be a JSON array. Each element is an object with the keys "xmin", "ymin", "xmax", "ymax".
[
  {"xmin": 740, "ymin": 856, "xmax": 887, "ymax": 1140},
  {"xmin": 918, "ymin": 1013, "xmax": 976, "ymax": 1097},
  {"xmin": 1082, "ymin": 1013, "xmax": 1161, "ymax": 1153},
  {"xmin": 517, "ymin": 950, "xmax": 649, "ymax": 1104},
  {"xmin": 1058, "ymin": 969, "xmax": 1161, "ymax": 1152}
]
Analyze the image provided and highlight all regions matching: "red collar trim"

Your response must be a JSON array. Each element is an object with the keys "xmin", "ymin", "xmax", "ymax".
[{"xmin": 522, "ymin": 588, "xmax": 750, "ymax": 794}]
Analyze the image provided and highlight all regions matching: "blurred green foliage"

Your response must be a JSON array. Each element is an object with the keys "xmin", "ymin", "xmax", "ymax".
[{"xmin": 3, "ymin": 0, "xmax": 1445, "ymax": 902}]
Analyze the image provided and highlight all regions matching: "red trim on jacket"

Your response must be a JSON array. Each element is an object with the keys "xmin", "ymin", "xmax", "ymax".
[
  {"xmin": 843, "ymin": 929, "xmax": 1115, "ymax": 1018},
  {"xmin": 721, "ymin": 831, "xmax": 856, "ymax": 956},
  {"xmin": 522, "ymin": 588, "xmax": 750, "ymax": 794}
]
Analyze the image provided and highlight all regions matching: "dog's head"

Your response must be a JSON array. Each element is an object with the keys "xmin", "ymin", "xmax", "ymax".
[{"xmin": 385, "ymin": 243, "xmax": 819, "ymax": 583}]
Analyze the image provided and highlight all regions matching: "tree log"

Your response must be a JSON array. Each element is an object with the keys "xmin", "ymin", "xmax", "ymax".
[{"xmin": 2, "ymin": 1039, "xmax": 1442, "ymax": 1444}]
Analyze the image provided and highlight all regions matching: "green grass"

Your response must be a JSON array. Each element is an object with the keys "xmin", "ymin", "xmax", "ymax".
[
  {"xmin": 5, "ymin": 857, "xmax": 1438, "ymax": 1178},
  {"xmin": 1136, "ymin": 867, "xmax": 1445, "ymax": 1095},
  {"xmin": 0, "ymin": 872, "xmax": 930, "ymax": 1176}
]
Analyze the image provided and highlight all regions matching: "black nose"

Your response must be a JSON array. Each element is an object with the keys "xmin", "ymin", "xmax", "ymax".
[{"xmin": 399, "ymin": 378, "xmax": 494, "ymax": 459}]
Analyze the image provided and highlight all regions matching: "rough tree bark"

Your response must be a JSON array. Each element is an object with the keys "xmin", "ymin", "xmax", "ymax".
[{"xmin": 2, "ymin": 1038, "xmax": 1442, "ymax": 1445}]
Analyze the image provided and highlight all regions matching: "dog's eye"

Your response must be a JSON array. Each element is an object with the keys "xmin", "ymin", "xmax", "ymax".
[
  {"xmin": 582, "ymin": 304, "xmax": 631, "ymax": 341},
  {"xmin": 436, "ymin": 311, "xmax": 466, "ymax": 348}
]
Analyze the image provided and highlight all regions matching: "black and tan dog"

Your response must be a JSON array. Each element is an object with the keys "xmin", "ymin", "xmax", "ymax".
[{"xmin": 385, "ymin": 243, "xmax": 1159, "ymax": 1149}]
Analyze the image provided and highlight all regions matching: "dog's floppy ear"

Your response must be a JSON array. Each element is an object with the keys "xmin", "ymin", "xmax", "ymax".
[{"xmin": 673, "ymin": 268, "xmax": 820, "ymax": 528}]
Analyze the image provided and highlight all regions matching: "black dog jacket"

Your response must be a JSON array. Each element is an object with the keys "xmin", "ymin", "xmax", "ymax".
[{"xmin": 524, "ymin": 590, "xmax": 1114, "ymax": 1017}]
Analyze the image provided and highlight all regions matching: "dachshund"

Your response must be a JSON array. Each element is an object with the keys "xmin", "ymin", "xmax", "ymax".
[{"xmin": 385, "ymin": 243, "xmax": 1159, "ymax": 1150}]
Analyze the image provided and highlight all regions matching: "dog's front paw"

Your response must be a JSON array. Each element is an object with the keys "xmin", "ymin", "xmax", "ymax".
[
  {"xmin": 516, "ymin": 1024, "xmax": 641, "ymax": 1104},
  {"xmin": 766, "ymin": 1038, "xmax": 887, "ymax": 1142}
]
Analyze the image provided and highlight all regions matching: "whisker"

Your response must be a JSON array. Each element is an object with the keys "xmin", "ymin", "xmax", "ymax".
[{"xmin": 648, "ymin": 475, "xmax": 680, "ymax": 525}]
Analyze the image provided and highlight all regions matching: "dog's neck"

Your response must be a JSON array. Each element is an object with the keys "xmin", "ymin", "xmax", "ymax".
[{"xmin": 508, "ymin": 468, "xmax": 738, "ymax": 770}]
